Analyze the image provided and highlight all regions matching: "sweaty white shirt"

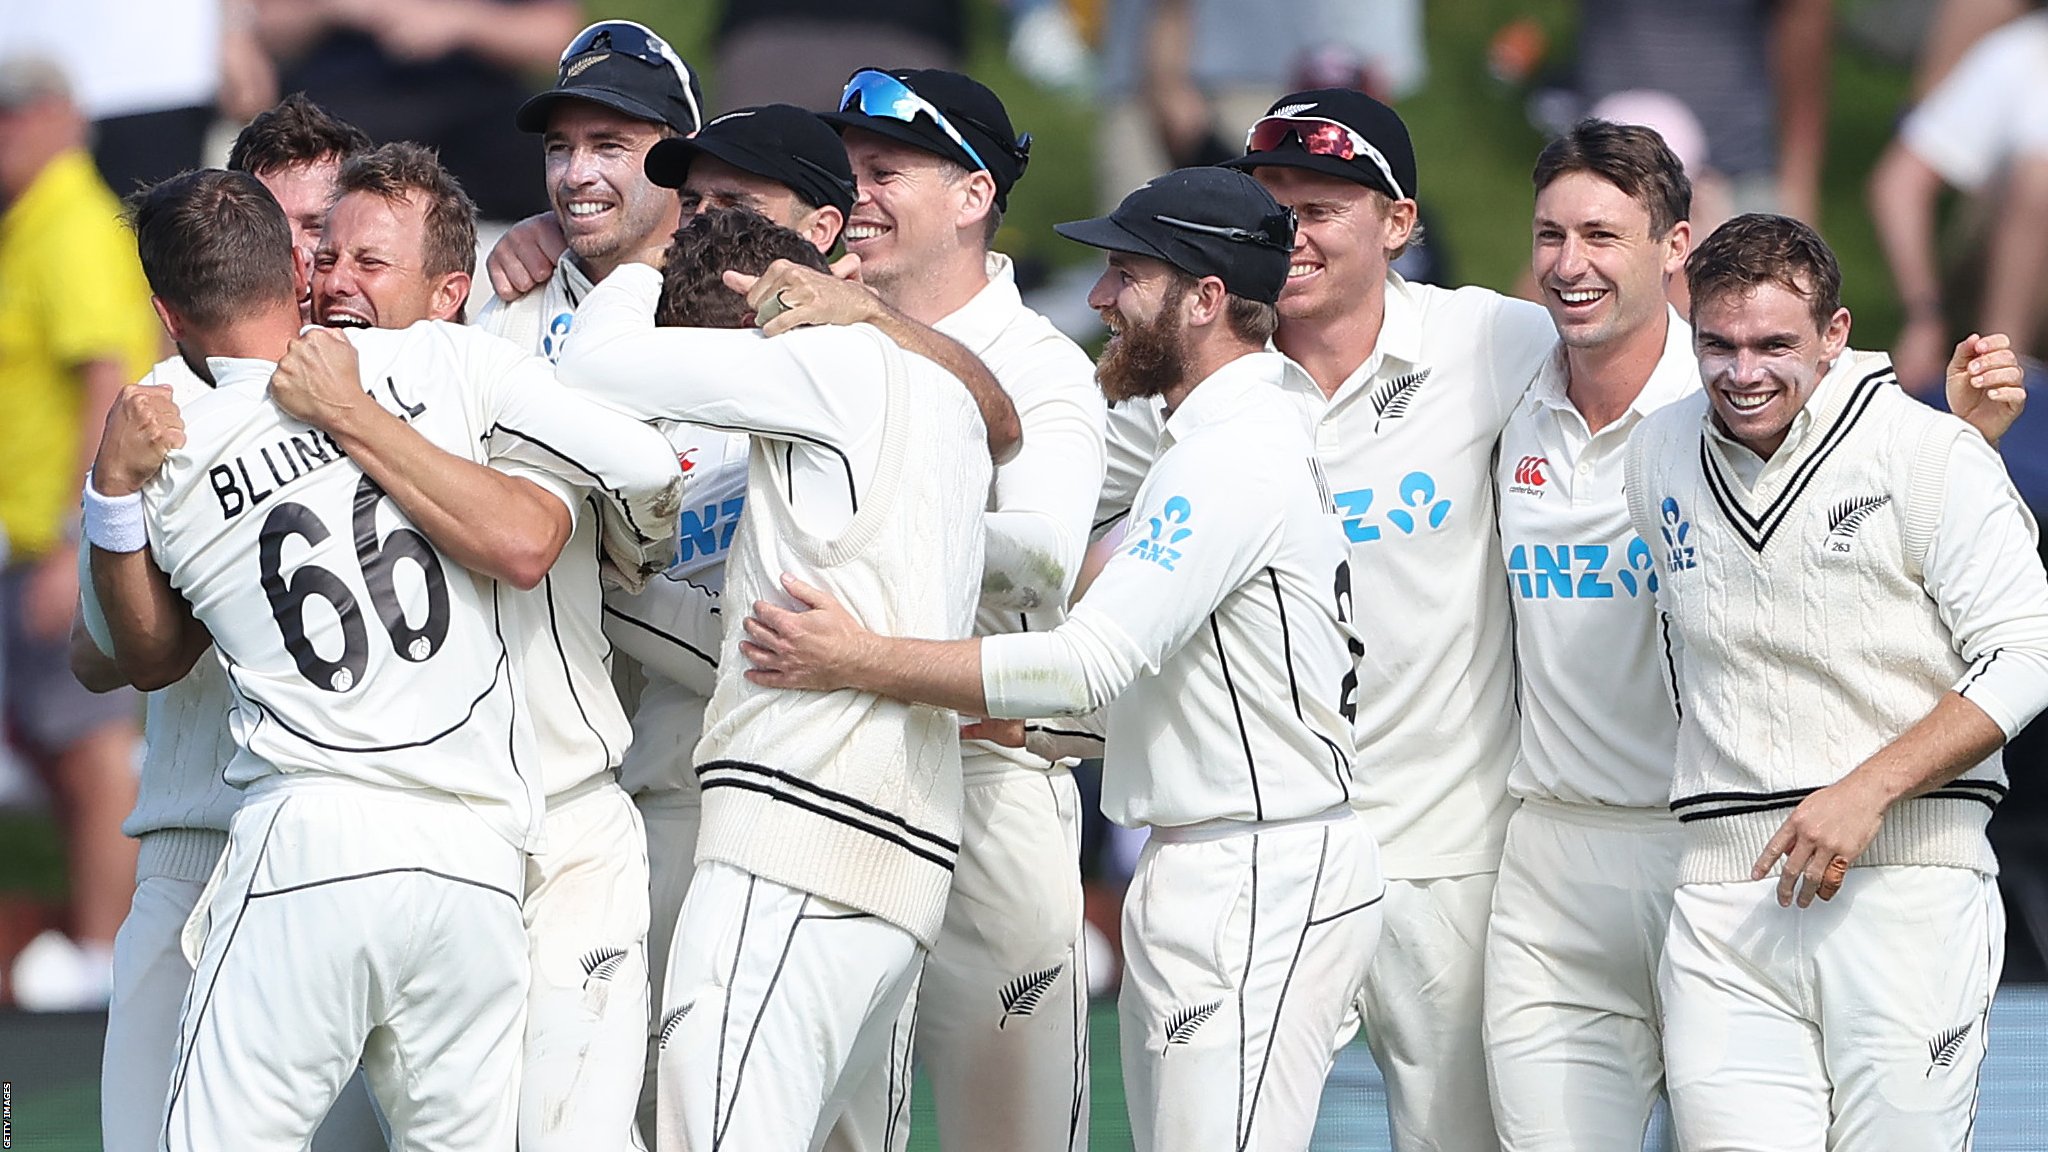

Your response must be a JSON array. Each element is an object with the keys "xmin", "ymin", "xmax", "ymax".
[
  {"xmin": 986, "ymin": 352, "xmax": 1360, "ymax": 830},
  {"xmin": 1098, "ymin": 274, "xmax": 1555, "ymax": 876},
  {"xmin": 1496, "ymin": 310, "xmax": 1697, "ymax": 810},
  {"xmin": 142, "ymin": 323, "xmax": 682, "ymax": 848}
]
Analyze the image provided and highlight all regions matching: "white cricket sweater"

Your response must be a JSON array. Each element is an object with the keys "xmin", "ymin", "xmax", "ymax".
[
  {"xmin": 1625, "ymin": 351, "xmax": 2048, "ymax": 884},
  {"xmin": 558, "ymin": 266, "xmax": 993, "ymax": 945}
]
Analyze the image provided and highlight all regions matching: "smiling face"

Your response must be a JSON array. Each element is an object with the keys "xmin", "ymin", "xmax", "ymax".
[
  {"xmin": 1087, "ymin": 251, "xmax": 1194, "ymax": 403},
  {"xmin": 840, "ymin": 128, "xmax": 989, "ymax": 294},
  {"xmin": 1532, "ymin": 170, "xmax": 1687, "ymax": 350},
  {"xmin": 544, "ymin": 101, "xmax": 678, "ymax": 280},
  {"xmin": 313, "ymin": 190, "xmax": 464, "ymax": 329},
  {"xmin": 1251, "ymin": 166, "xmax": 1411, "ymax": 324},
  {"xmin": 680, "ymin": 155, "xmax": 842, "ymax": 252},
  {"xmin": 255, "ymin": 159, "xmax": 342, "ymax": 321},
  {"xmin": 1693, "ymin": 278, "xmax": 1850, "ymax": 459}
]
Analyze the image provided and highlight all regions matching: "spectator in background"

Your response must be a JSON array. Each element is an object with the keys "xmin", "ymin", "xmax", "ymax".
[
  {"xmin": 252, "ymin": 0, "xmax": 581, "ymax": 221},
  {"xmin": 1096, "ymin": 0, "xmax": 1425, "ymax": 211},
  {"xmin": 0, "ymin": 56, "xmax": 154, "ymax": 1010},
  {"xmin": 1869, "ymin": 4, "xmax": 2048, "ymax": 392},
  {"xmin": 0, "ymin": 0, "xmax": 275, "ymax": 195},
  {"xmin": 1575, "ymin": 0, "xmax": 1832, "ymax": 221},
  {"xmin": 714, "ymin": 0, "xmax": 964, "ymax": 113}
]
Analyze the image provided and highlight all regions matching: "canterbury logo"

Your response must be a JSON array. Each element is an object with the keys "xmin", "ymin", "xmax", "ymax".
[
  {"xmin": 1163, "ymin": 1001, "xmax": 1222, "ymax": 1050},
  {"xmin": 1368, "ymin": 368, "xmax": 1431, "ymax": 430},
  {"xmin": 1928, "ymin": 1020, "xmax": 1975, "ymax": 1075},
  {"xmin": 1510, "ymin": 455, "xmax": 1549, "ymax": 495},
  {"xmin": 998, "ymin": 964, "xmax": 1064, "ymax": 1028},
  {"xmin": 580, "ymin": 946, "xmax": 628, "ymax": 983},
  {"xmin": 658, "ymin": 1003, "xmax": 693, "ymax": 1050},
  {"xmin": 1827, "ymin": 494, "xmax": 1891, "ymax": 538}
]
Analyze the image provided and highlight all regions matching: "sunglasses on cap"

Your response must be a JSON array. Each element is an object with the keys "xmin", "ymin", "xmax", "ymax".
[
  {"xmin": 1153, "ymin": 210, "xmax": 1297, "ymax": 253},
  {"xmin": 559, "ymin": 22, "xmax": 702, "ymax": 128},
  {"xmin": 840, "ymin": 70, "xmax": 1030, "ymax": 175},
  {"xmin": 1245, "ymin": 115, "xmax": 1406, "ymax": 201}
]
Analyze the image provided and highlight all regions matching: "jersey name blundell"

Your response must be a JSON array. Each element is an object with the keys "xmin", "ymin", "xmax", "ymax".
[{"xmin": 207, "ymin": 376, "xmax": 427, "ymax": 522}]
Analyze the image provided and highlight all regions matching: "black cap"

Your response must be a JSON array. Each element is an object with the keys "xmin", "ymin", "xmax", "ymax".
[
  {"xmin": 517, "ymin": 21, "xmax": 705, "ymax": 137},
  {"xmin": 822, "ymin": 68, "xmax": 1031, "ymax": 210},
  {"xmin": 644, "ymin": 104, "xmax": 857, "ymax": 216},
  {"xmin": 1054, "ymin": 167, "xmax": 1297, "ymax": 305},
  {"xmin": 1224, "ymin": 88, "xmax": 1417, "ymax": 202}
]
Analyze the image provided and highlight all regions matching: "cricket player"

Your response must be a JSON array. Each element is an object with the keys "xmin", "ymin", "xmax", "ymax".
[
  {"xmin": 1092, "ymin": 89, "xmax": 1553, "ymax": 1152},
  {"xmin": 1625, "ymin": 213, "xmax": 2048, "ymax": 1148},
  {"xmin": 740, "ymin": 167, "xmax": 1381, "ymax": 1152},
  {"xmin": 315, "ymin": 134, "xmax": 659, "ymax": 1149},
  {"xmin": 77, "ymin": 96, "xmax": 378, "ymax": 1152},
  {"xmin": 85, "ymin": 168, "xmax": 680, "ymax": 1150},
  {"xmin": 1483, "ymin": 121, "xmax": 2029, "ymax": 1149},
  {"xmin": 556, "ymin": 205, "xmax": 996, "ymax": 1152},
  {"xmin": 792, "ymin": 67, "xmax": 1105, "ymax": 1152}
]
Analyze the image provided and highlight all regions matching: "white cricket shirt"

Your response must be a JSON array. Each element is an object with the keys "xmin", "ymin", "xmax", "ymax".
[
  {"xmin": 986, "ymin": 351, "xmax": 1360, "ymax": 830},
  {"xmin": 936, "ymin": 253, "xmax": 1105, "ymax": 779},
  {"xmin": 1096, "ymin": 274, "xmax": 1555, "ymax": 875},
  {"xmin": 1496, "ymin": 309, "xmax": 1697, "ymax": 810},
  {"xmin": 480, "ymin": 254, "xmax": 750, "ymax": 796},
  {"xmin": 141, "ymin": 323, "xmax": 682, "ymax": 848},
  {"xmin": 88, "ymin": 356, "xmax": 242, "ymax": 844}
]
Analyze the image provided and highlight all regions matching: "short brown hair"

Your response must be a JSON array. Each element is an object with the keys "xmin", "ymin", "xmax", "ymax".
[
  {"xmin": 1686, "ymin": 213, "xmax": 1842, "ymax": 334},
  {"xmin": 1164, "ymin": 269, "xmax": 1279, "ymax": 345},
  {"xmin": 657, "ymin": 206, "xmax": 830, "ymax": 328},
  {"xmin": 1533, "ymin": 119, "xmax": 1692, "ymax": 238},
  {"xmin": 333, "ymin": 142, "xmax": 478, "ymax": 284},
  {"xmin": 127, "ymin": 169, "xmax": 297, "ymax": 330},
  {"xmin": 227, "ymin": 94, "xmax": 370, "ymax": 177}
]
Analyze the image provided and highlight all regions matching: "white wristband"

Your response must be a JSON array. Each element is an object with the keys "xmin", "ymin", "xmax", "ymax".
[{"xmin": 82, "ymin": 474, "xmax": 148, "ymax": 553}]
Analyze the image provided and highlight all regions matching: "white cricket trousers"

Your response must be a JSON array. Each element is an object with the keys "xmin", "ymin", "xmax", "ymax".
[
  {"xmin": 1120, "ymin": 808, "xmax": 1383, "ymax": 1152},
  {"xmin": 1660, "ymin": 866, "xmax": 2003, "ymax": 1151},
  {"xmin": 825, "ymin": 763, "xmax": 1091, "ymax": 1152},
  {"xmin": 101, "ymin": 831, "xmax": 387, "ymax": 1152},
  {"xmin": 1483, "ymin": 798, "xmax": 1684, "ymax": 1151},
  {"xmin": 1355, "ymin": 869, "xmax": 1500, "ymax": 1152},
  {"xmin": 163, "ymin": 778, "xmax": 529, "ymax": 1152},
  {"xmin": 522, "ymin": 777, "xmax": 653, "ymax": 1152},
  {"xmin": 654, "ymin": 861, "xmax": 924, "ymax": 1152},
  {"xmin": 636, "ymin": 791, "xmax": 703, "ymax": 1141}
]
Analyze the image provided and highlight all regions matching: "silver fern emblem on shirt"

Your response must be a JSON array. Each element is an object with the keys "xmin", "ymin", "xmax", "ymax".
[
  {"xmin": 580, "ymin": 946, "xmax": 628, "ymax": 983},
  {"xmin": 1927, "ymin": 1020, "xmax": 1975, "ymax": 1075},
  {"xmin": 1825, "ymin": 494, "xmax": 1891, "ymax": 553},
  {"xmin": 998, "ymin": 964, "xmax": 1064, "ymax": 1028},
  {"xmin": 1163, "ymin": 1001, "xmax": 1223, "ymax": 1051},
  {"xmin": 1368, "ymin": 367, "xmax": 1431, "ymax": 430},
  {"xmin": 657, "ymin": 1003, "xmax": 693, "ymax": 1050}
]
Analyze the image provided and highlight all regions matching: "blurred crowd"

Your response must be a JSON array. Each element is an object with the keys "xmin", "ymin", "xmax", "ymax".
[{"xmin": 1, "ymin": 0, "xmax": 2046, "ymax": 1007}]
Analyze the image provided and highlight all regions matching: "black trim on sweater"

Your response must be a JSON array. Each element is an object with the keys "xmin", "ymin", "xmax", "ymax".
[{"xmin": 1698, "ymin": 367, "xmax": 1892, "ymax": 553}]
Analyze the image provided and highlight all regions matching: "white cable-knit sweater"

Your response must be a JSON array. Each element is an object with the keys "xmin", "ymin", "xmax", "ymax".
[{"xmin": 1625, "ymin": 352, "xmax": 2048, "ymax": 884}]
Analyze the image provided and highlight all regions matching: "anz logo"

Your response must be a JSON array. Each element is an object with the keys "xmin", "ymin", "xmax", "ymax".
[
  {"xmin": 1507, "ymin": 538, "xmax": 1659, "ymax": 600},
  {"xmin": 1660, "ymin": 497, "xmax": 1699, "ymax": 571},
  {"xmin": 674, "ymin": 496, "xmax": 745, "ymax": 568},
  {"xmin": 1333, "ymin": 472, "xmax": 1452, "ymax": 544},
  {"xmin": 540, "ymin": 311, "xmax": 575, "ymax": 363},
  {"xmin": 1129, "ymin": 496, "xmax": 1194, "ymax": 570}
]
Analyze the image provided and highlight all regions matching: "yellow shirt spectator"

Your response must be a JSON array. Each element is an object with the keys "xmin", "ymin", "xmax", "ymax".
[{"xmin": 0, "ymin": 148, "xmax": 159, "ymax": 559}]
